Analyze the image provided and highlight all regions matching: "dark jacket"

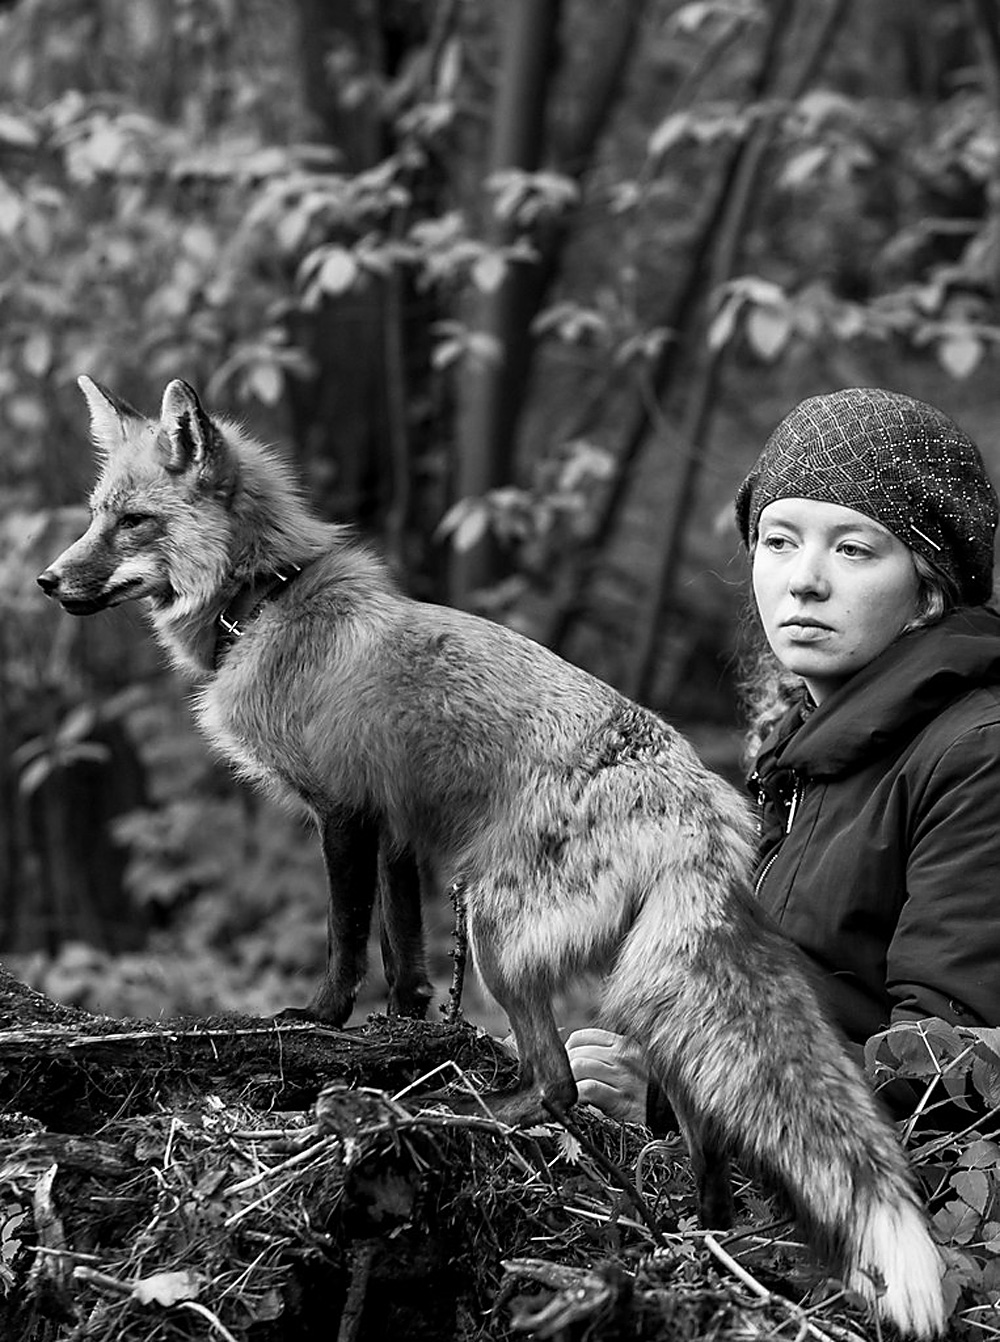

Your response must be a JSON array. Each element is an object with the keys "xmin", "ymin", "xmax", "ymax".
[{"xmin": 750, "ymin": 606, "xmax": 1000, "ymax": 1047}]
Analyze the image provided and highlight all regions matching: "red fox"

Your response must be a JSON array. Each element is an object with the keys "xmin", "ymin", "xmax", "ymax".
[{"xmin": 39, "ymin": 376, "xmax": 945, "ymax": 1336}]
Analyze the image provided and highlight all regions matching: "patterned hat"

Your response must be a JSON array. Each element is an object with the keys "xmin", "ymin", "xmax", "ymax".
[{"xmin": 734, "ymin": 387, "xmax": 998, "ymax": 604}]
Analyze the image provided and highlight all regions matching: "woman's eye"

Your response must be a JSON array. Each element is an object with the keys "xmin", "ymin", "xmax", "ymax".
[
  {"xmin": 838, "ymin": 542, "xmax": 871, "ymax": 558},
  {"xmin": 761, "ymin": 534, "xmax": 792, "ymax": 552}
]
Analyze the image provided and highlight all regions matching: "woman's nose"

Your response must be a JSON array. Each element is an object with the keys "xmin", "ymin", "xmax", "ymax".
[{"xmin": 787, "ymin": 549, "xmax": 830, "ymax": 598}]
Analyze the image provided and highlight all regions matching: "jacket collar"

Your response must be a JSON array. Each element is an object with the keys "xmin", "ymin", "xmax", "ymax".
[
  {"xmin": 754, "ymin": 606, "xmax": 1000, "ymax": 781},
  {"xmin": 214, "ymin": 561, "xmax": 309, "ymax": 669}
]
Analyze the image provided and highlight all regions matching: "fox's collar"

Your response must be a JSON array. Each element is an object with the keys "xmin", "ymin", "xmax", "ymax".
[{"xmin": 214, "ymin": 561, "xmax": 309, "ymax": 669}]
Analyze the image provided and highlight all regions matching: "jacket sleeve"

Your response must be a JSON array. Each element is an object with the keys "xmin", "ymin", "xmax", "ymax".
[{"xmin": 888, "ymin": 721, "xmax": 1000, "ymax": 1030}]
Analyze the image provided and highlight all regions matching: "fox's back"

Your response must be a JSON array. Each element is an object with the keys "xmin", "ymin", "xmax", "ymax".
[
  {"xmin": 204, "ymin": 555, "xmax": 611, "ymax": 773},
  {"xmin": 198, "ymin": 545, "xmax": 748, "ymax": 885}
]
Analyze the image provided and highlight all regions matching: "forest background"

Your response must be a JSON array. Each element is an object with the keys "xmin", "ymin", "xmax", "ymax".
[{"xmin": 2, "ymin": 0, "xmax": 1000, "ymax": 1036}]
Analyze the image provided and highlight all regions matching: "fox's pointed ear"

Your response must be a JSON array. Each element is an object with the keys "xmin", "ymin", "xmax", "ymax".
[
  {"xmin": 77, "ymin": 375, "xmax": 142, "ymax": 450},
  {"xmin": 158, "ymin": 380, "xmax": 220, "ymax": 476}
]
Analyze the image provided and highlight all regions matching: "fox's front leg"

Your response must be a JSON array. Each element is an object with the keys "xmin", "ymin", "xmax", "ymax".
[
  {"xmin": 304, "ymin": 809, "xmax": 381, "ymax": 1025},
  {"xmin": 378, "ymin": 847, "xmax": 434, "ymax": 1019}
]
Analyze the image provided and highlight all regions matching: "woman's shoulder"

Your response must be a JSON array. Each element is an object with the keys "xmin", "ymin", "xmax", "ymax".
[{"xmin": 909, "ymin": 683, "xmax": 1000, "ymax": 766}]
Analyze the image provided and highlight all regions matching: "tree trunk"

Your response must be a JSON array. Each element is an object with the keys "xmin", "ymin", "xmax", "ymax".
[
  {"xmin": 448, "ymin": 0, "xmax": 564, "ymax": 607},
  {"xmin": 628, "ymin": 0, "xmax": 855, "ymax": 705},
  {"xmin": 449, "ymin": 1, "xmax": 650, "ymax": 609}
]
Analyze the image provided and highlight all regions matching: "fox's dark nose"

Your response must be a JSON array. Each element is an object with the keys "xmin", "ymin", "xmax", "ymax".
[{"xmin": 37, "ymin": 570, "xmax": 59, "ymax": 595}]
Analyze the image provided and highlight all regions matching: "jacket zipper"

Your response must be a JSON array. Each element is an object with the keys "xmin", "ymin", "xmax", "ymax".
[
  {"xmin": 753, "ymin": 774, "xmax": 802, "ymax": 898},
  {"xmin": 783, "ymin": 777, "xmax": 802, "ymax": 833}
]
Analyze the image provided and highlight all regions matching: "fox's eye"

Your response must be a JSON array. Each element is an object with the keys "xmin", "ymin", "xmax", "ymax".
[{"xmin": 118, "ymin": 512, "xmax": 154, "ymax": 530}]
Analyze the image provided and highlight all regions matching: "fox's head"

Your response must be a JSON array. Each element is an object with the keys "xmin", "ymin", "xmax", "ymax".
[{"xmin": 38, "ymin": 377, "xmax": 236, "ymax": 616}]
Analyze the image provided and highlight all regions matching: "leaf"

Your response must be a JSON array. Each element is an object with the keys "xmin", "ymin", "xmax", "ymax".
[
  {"xmin": 972, "ymin": 1053, "xmax": 1000, "ymax": 1105},
  {"xmin": 247, "ymin": 363, "xmax": 284, "ymax": 406},
  {"xmin": 451, "ymin": 504, "xmax": 490, "ymax": 553},
  {"xmin": 22, "ymin": 330, "xmax": 52, "ymax": 377},
  {"xmin": 317, "ymin": 247, "xmax": 359, "ymax": 295},
  {"xmin": 919, "ymin": 1017, "xmax": 965, "ymax": 1053},
  {"xmin": 933, "ymin": 1198, "xmax": 982, "ymax": 1245},
  {"xmin": 952, "ymin": 1168, "xmax": 990, "ymax": 1215},
  {"xmin": 672, "ymin": 3, "xmax": 716, "ymax": 33},
  {"xmin": 958, "ymin": 1139, "xmax": 1000, "ymax": 1170},
  {"xmin": 0, "ymin": 111, "xmax": 38, "ymax": 148},
  {"xmin": 937, "ymin": 331, "xmax": 983, "ymax": 379},
  {"xmin": 779, "ymin": 145, "xmax": 829, "ymax": 189},
  {"xmin": 471, "ymin": 252, "xmax": 507, "ymax": 293},
  {"xmin": 648, "ymin": 112, "xmax": 689, "ymax": 158},
  {"xmin": 18, "ymin": 756, "xmax": 54, "ymax": 799},
  {"xmin": 878, "ymin": 1019, "xmax": 962, "ymax": 1079},
  {"xmin": 556, "ymin": 1130, "xmax": 583, "ymax": 1164},
  {"xmin": 132, "ymin": 1270, "xmax": 202, "ymax": 1307},
  {"xmin": 0, "ymin": 1211, "xmax": 26, "ymax": 1264},
  {"xmin": 6, "ymin": 394, "xmax": 48, "ymax": 431},
  {"xmin": 251, "ymin": 1288, "xmax": 284, "ymax": 1322},
  {"xmin": 431, "ymin": 337, "xmax": 463, "ymax": 370},
  {"xmin": 437, "ymin": 36, "xmax": 462, "ymax": 98},
  {"xmin": 746, "ymin": 305, "xmax": 791, "ymax": 361},
  {"xmin": 706, "ymin": 294, "xmax": 742, "ymax": 351}
]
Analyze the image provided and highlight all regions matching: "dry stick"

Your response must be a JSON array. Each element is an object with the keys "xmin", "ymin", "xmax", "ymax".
[
  {"xmin": 701, "ymin": 1233, "xmax": 843, "ymax": 1342},
  {"xmin": 443, "ymin": 880, "xmax": 468, "ymax": 1026},
  {"xmin": 18, "ymin": 1022, "xmax": 359, "ymax": 1049},
  {"xmin": 541, "ymin": 1097, "xmax": 668, "ymax": 1248},
  {"xmin": 911, "ymin": 1100, "xmax": 1000, "ymax": 1162},
  {"xmin": 901, "ymin": 1041, "xmax": 976, "ymax": 1145},
  {"xmin": 337, "ymin": 1243, "xmax": 378, "ymax": 1342},
  {"xmin": 179, "ymin": 1300, "xmax": 242, "ymax": 1342}
]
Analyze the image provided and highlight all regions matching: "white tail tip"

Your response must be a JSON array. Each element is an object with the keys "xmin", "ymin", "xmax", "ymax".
[{"xmin": 851, "ymin": 1201, "xmax": 946, "ymax": 1338}]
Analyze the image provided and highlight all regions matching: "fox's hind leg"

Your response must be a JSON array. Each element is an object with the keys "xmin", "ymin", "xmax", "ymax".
[
  {"xmin": 378, "ymin": 846, "xmax": 434, "ymax": 1019},
  {"xmin": 671, "ymin": 1095, "xmax": 735, "ymax": 1228},
  {"xmin": 471, "ymin": 925, "xmax": 577, "ymax": 1126},
  {"xmin": 304, "ymin": 809, "xmax": 381, "ymax": 1025}
]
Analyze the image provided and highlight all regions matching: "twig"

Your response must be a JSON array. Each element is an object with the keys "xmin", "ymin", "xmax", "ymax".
[
  {"xmin": 702, "ymin": 1232, "xmax": 842, "ymax": 1342},
  {"xmin": 910, "ymin": 1101, "xmax": 1000, "ymax": 1162},
  {"xmin": 227, "ymin": 1125, "xmax": 318, "ymax": 1142},
  {"xmin": 59, "ymin": 1022, "xmax": 359, "ymax": 1046},
  {"xmin": 179, "ymin": 1300, "xmax": 242, "ymax": 1342},
  {"xmin": 901, "ymin": 1043, "xmax": 976, "ymax": 1144},
  {"xmin": 391, "ymin": 1057, "xmax": 469, "ymax": 1103},
  {"xmin": 71, "ymin": 1265, "xmax": 131, "ymax": 1296},
  {"xmin": 224, "ymin": 1170, "xmax": 318, "ymax": 1228},
  {"xmin": 542, "ymin": 1097, "xmax": 668, "ymax": 1248},
  {"xmin": 634, "ymin": 1137, "xmax": 683, "ymax": 1199},
  {"xmin": 337, "ymin": 1242, "xmax": 377, "ymax": 1342},
  {"xmin": 223, "ymin": 1136, "xmax": 338, "ymax": 1197},
  {"xmin": 28, "ymin": 1245, "xmax": 102, "ymax": 1264},
  {"xmin": 443, "ymin": 880, "xmax": 468, "ymax": 1026}
]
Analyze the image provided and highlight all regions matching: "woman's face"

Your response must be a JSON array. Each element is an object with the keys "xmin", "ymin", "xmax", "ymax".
[{"xmin": 752, "ymin": 497, "xmax": 921, "ymax": 703}]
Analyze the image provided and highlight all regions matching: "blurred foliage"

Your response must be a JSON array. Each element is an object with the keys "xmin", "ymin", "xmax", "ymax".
[{"xmin": 2, "ymin": 0, "xmax": 1000, "ymax": 1012}]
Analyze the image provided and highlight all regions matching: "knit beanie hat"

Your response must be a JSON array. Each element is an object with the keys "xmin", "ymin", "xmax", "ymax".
[{"xmin": 734, "ymin": 387, "xmax": 999, "ymax": 604}]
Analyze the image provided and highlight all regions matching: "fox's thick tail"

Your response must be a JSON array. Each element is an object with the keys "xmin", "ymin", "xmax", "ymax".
[{"xmin": 601, "ymin": 882, "xmax": 945, "ymax": 1338}]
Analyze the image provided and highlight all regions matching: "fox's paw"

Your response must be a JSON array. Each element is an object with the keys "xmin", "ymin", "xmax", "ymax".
[
  {"xmin": 433, "ymin": 1088, "xmax": 547, "ymax": 1127},
  {"xmin": 272, "ymin": 1004, "xmax": 350, "ymax": 1028},
  {"xmin": 273, "ymin": 1005, "xmax": 319, "ymax": 1023},
  {"xmin": 481, "ymin": 1089, "xmax": 551, "ymax": 1127}
]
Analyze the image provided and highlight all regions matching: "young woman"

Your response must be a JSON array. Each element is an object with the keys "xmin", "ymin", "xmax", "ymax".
[{"xmin": 569, "ymin": 385, "xmax": 1000, "ymax": 1124}]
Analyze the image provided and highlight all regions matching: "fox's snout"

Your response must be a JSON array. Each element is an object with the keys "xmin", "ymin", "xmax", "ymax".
[
  {"xmin": 36, "ymin": 562, "xmax": 116, "ymax": 615},
  {"xmin": 35, "ymin": 530, "xmax": 160, "ymax": 615}
]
